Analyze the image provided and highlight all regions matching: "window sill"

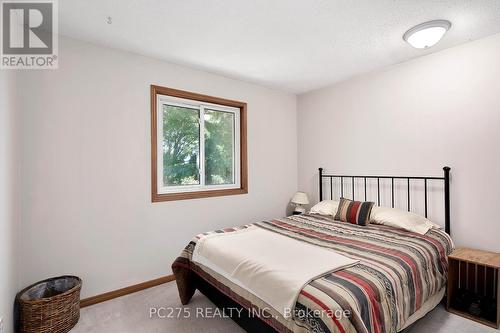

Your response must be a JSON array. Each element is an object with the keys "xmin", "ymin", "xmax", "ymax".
[{"xmin": 152, "ymin": 187, "xmax": 248, "ymax": 202}]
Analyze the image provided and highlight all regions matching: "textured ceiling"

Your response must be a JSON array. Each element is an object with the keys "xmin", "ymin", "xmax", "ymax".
[{"xmin": 59, "ymin": 0, "xmax": 500, "ymax": 93}]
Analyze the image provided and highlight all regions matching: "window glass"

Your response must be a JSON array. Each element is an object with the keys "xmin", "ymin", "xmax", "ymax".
[
  {"xmin": 162, "ymin": 104, "xmax": 200, "ymax": 186},
  {"xmin": 204, "ymin": 109, "xmax": 235, "ymax": 185}
]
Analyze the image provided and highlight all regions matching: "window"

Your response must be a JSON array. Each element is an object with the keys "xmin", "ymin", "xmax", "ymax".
[{"xmin": 151, "ymin": 85, "xmax": 247, "ymax": 201}]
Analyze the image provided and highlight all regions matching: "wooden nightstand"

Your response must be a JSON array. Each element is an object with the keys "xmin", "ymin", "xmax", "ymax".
[{"xmin": 447, "ymin": 248, "xmax": 500, "ymax": 328}]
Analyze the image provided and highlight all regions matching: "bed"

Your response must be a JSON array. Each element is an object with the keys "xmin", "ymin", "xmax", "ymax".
[{"xmin": 172, "ymin": 167, "xmax": 454, "ymax": 333}]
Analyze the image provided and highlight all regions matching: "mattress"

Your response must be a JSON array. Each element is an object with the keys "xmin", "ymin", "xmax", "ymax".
[{"xmin": 172, "ymin": 213, "xmax": 454, "ymax": 333}]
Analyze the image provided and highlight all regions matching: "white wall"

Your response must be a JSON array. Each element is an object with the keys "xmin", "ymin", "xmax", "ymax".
[
  {"xmin": 0, "ymin": 71, "xmax": 18, "ymax": 333},
  {"xmin": 17, "ymin": 37, "xmax": 297, "ymax": 299},
  {"xmin": 16, "ymin": 28, "xmax": 500, "ymax": 308},
  {"xmin": 298, "ymin": 33, "xmax": 500, "ymax": 252}
]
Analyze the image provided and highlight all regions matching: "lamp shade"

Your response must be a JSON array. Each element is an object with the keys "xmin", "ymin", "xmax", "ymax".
[{"xmin": 291, "ymin": 192, "xmax": 309, "ymax": 205}]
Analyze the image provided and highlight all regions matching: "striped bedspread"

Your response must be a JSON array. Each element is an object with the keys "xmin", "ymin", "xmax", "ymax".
[{"xmin": 172, "ymin": 214, "xmax": 454, "ymax": 333}]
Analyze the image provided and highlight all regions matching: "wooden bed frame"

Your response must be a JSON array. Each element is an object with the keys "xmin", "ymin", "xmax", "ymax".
[{"xmin": 193, "ymin": 167, "xmax": 452, "ymax": 333}]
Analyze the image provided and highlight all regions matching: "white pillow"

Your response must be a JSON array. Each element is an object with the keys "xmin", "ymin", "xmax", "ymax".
[
  {"xmin": 309, "ymin": 200, "xmax": 339, "ymax": 216},
  {"xmin": 370, "ymin": 206, "xmax": 438, "ymax": 235}
]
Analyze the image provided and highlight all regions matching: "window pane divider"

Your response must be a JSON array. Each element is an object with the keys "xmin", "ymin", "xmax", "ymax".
[{"xmin": 199, "ymin": 106, "xmax": 205, "ymax": 187}]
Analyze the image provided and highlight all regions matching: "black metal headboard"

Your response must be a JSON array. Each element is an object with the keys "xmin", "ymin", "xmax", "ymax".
[{"xmin": 318, "ymin": 167, "xmax": 451, "ymax": 235}]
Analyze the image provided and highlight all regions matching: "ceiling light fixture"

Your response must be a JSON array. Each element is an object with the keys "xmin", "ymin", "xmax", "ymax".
[{"xmin": 403, "ymin": 20, "xmax": 451, "ymax": 49}]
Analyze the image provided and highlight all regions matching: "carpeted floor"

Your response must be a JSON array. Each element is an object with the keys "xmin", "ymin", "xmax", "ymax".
[{"xmin": 71, "ymin": 282, "xmax": 498, "ymax": 333}]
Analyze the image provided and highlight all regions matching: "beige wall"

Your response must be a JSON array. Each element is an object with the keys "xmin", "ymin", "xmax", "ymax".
[
  {"xmin": 0, "ymin": 71, "xmax": 18, "ymax": 333},
  {"xmin": 298, "ymin": 33, "xmax": 500, "ymax": 252},
  {"xmin": 17, "ymin": 37, "xmax": 297, "ymax": 299}
]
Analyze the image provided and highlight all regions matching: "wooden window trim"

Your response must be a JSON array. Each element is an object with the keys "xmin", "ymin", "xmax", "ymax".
[{"xmin": 151, "ymin": 85, "xmax": 248, "ymax": 202}]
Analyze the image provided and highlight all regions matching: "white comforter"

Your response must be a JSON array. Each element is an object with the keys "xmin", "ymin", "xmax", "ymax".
[{"xmin": 192, "ymin": 225, "xmax": 358, "ymax": 318}]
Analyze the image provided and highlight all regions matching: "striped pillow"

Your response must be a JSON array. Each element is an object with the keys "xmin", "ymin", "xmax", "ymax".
[{"xmin": 334, "ymin": 198, "xmax": 375, "ymax": 226}]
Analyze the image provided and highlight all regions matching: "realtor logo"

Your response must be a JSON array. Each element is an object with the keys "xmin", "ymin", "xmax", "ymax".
[{"xmin": 1, "ymin": 0, "xmax": 58, "ymax": 69}]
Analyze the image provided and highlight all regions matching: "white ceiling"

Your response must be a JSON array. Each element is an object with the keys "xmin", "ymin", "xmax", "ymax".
[{"xmin": 59, "ymin": 0, "xmax": 500, "ymax": 94}]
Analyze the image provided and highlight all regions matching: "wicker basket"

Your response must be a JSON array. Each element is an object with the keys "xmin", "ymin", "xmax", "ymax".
[{"xmin": 16, "ymin": 276, "xmax": 82, "ymax": 333}]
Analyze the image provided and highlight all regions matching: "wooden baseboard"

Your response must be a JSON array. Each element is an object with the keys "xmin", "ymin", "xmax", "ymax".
[{"xmin": 80, "ymin": 274, "xmax": 175, "ymax": 308}]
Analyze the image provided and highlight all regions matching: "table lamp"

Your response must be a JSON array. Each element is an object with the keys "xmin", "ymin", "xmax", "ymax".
[{"xmin": 291, "ymin": 192, "xmax": 309, "ymax": 214}]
